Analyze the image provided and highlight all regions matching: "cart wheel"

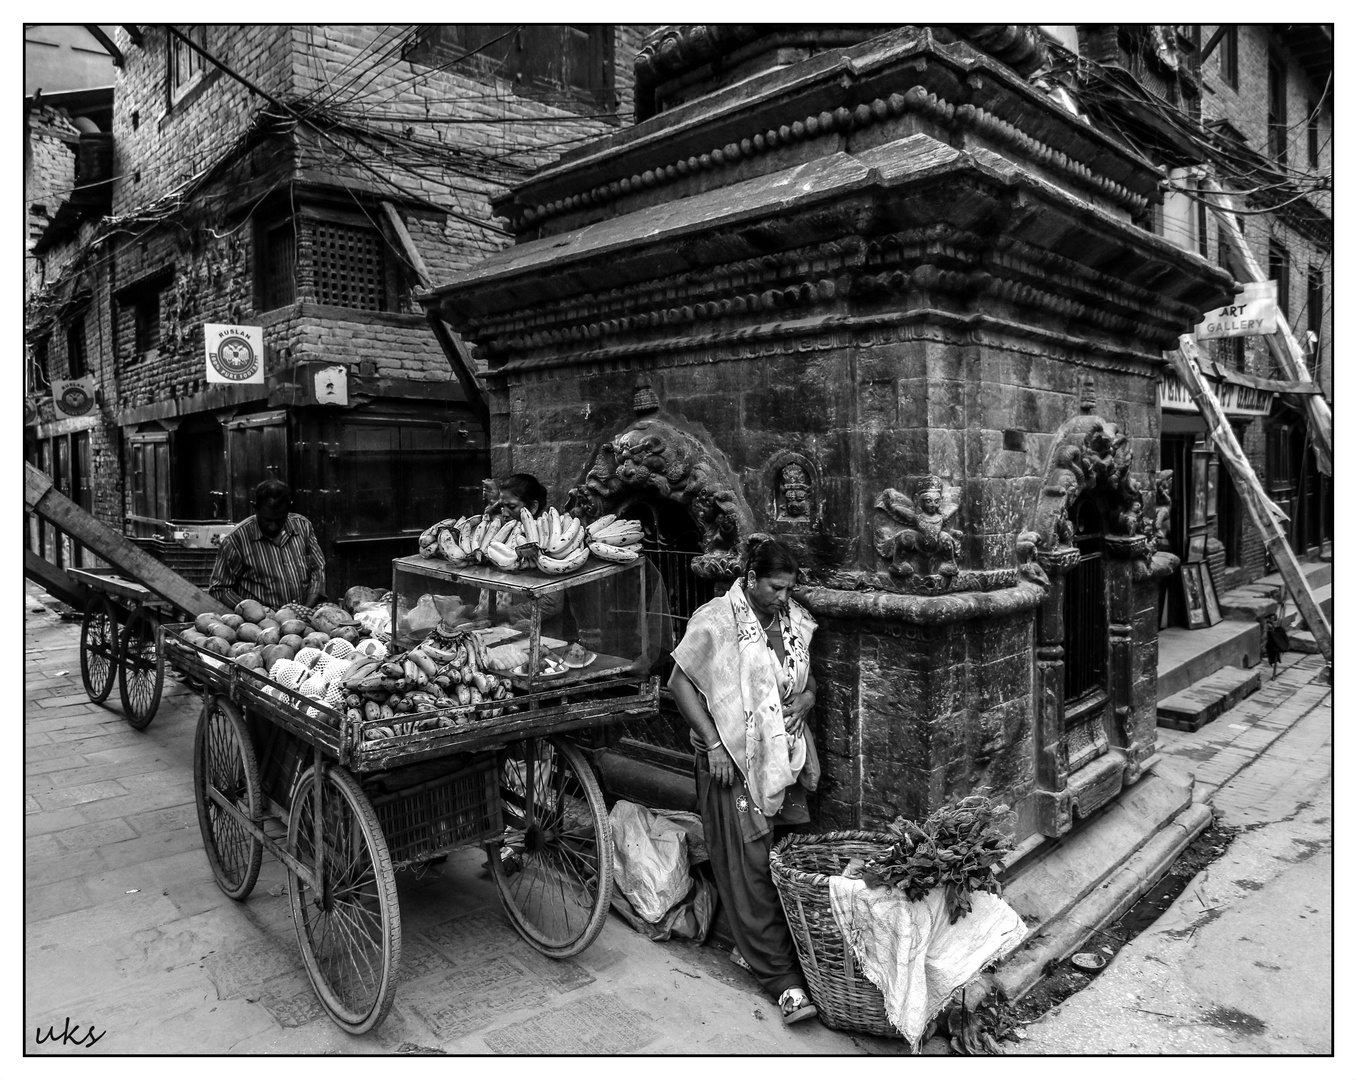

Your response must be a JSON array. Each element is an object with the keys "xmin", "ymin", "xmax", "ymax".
[
  {"xmin": 489, "ymin": 735, "xmax": 613, "ymax": 958},
  {"xmin": 287, "ymin": 764, "xmax": 401, "ymax": 1035},
  {"xmin": 118, "ymin": 606, "xmax": 164, "ymax": 730},
  {"xmin": 194, "ymin": 695, "xmax": 263, "ymax": 900},
  {"xmin": 79, "ymin": 594, "xmax": 120, "ymax": 704}
]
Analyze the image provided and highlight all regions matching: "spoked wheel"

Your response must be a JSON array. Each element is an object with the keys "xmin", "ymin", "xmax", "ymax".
[
  {"xmin": 118, "ymin": 606, "xmax": 164, "ymax": 730},
  {"xmin": 489, "ymin": 735, "xmax": 612, "ymax": 958},
  {"xmin": 193, "ymin": 695, "xmax": 263, "ymax": 900},
  {"xmin": 79, "ymin": 594, "xmax": 120, "ymax": 704},
  {"xmin": 287, "ymin": 764, "xmax": 400, "ymax": 1035}
]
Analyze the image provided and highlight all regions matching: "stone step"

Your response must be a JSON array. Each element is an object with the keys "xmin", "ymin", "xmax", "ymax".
[{"xmin": 1156, "ymin": 665, "xmax": 1261, "ymax": 733}]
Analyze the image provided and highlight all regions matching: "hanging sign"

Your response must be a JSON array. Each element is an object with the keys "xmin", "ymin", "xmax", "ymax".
[
  {"xmin": 1159, "ymin": 370, "xmax": 1271, "ymax": 416},
  {"xmin": 1194, "ymin": 281, "xmax": 1278, "ymax": 340},
  {"xmin": 52, "ymin": 375, "xmax": 97, "ymax": 418},
  {"xmin": 204, "ymin": 324, "xmax": 264, "ymax": 384}
]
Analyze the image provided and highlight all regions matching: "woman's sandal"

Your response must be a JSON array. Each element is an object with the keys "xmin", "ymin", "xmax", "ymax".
[
  {"xmin": 730, "ymin": 948, "xmax": 753, "ymax": 972},
  {"xmin": 779, "ymin": 987, "xmax": 818, "ymax": 1025}
]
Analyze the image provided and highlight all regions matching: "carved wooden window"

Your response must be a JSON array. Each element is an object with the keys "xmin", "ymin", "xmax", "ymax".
[
  {"xmin": 169, "ymin": 25, "xmax": 207, "ymax": 103},
  {"xmin": 261, "ymin": 221, "xmax": 297, "ymax": 311},
  {"xmin": 66, "ymin": 312, "xmax": 87, "ymax": 379},
  {"xmin": 313, "ymin": 221, "xmax": 386, "ymax": 311},
  {"xmin": 1063, "ymin": 495, "xmax": 1107, "ymax": 704}
]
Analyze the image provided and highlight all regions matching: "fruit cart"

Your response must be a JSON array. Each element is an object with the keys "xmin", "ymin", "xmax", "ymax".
[
  {"xmin": 162, "ymin": 553, "xmax": 665, "ymax": 1034},
  {"xmin": 67, "ymin": 567, "xmax": 179, "ymax": 729}
]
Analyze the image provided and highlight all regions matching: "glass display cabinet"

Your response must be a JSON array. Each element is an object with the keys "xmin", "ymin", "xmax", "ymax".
[{"xmin": 390, "ymin": 555, "xmax": 671, "ymax": 693}]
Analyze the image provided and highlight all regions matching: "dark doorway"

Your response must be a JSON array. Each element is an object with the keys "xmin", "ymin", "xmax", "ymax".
[{"xmin": 173, "ymin": 417, "xmax": 227, "ymax": 521}]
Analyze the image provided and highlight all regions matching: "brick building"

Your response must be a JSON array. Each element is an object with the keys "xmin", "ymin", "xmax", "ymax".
[
  {"xmin": 1067, "ymin": 25, "xmax": 1332, "ymax": 611},
  {"xmin": 24, "ymin": 24, "xmax": 647, "ymax": 593}
]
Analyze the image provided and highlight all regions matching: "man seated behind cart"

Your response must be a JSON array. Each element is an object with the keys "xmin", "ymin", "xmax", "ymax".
[{"xmin": 209, "ymin": 479, "xmax": 326, "ymax": 611}]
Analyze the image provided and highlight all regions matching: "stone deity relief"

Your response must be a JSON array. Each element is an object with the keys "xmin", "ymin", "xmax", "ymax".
[
  {"xmin": 873, "ymin": 475, "xmax": 963, "ymax": 581},
  {"xmin": 777, "ymin": 463, "xmax": 812, "ymax": 519}
]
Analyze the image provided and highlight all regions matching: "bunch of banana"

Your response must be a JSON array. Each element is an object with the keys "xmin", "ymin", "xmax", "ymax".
[
  {"xmin": 535, "ymin": 506, "xmax": 589, "ymax": 574},
  {"xmin": 585, "ymin": 513, "xmax": 644, "ymax": 562},
  {"xmin": 347, "ymin": 633, "xmax": 514, "ymax": 743},
  {"xmin": 419, "ymin": 515, "xmax": 476, "ymax": 565}
]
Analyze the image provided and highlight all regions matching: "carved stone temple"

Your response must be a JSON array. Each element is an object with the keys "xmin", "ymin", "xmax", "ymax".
[{"xmin": 425, "ymin": 26, "xmax": 1234, "ymax": 944}]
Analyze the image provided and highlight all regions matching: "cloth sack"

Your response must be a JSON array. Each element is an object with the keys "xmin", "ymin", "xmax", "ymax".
[
  {"xmin": 609, "ymin": 800, "xmax": 692, "ymax": 924},
  {"xmin": 827, "ymin": 876, "xmax": 1028, "ymax": 1050}
]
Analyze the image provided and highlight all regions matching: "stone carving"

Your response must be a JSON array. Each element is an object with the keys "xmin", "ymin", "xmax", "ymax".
[
  {"xmin": 1149, "ymin": 468, "xmax": 1173, "ymax": 550},
  {"xmin": 1029, "ymin": 414, "xmax": 1148, "ymax": 553},
  {"xmin": 777, "ymin": 463, "xmax": 811, "ymax": 518},
  {"xmin": 575, "ymin": 414, "xmax": 754, "ymax": 581},
  {"xmin": 765, "ymin": 453, "xmax": 817, "ymax": 522},
  {"xmin": 874, "ymin": 476, "xmax": 963, "ymax": 582}
]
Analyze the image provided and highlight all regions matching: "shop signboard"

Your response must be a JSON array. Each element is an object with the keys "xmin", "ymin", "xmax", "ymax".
[
  {"xmin": 204, "ymin": 324, "xmax": 264, "ymax": 385},
  {"xmin": 1194, "ymin": 280, "xmax": 1278, "ymax": 340},
  {"xmin": 1159, "ymin": 371, "xmax": 1271, "ymax": 416},
  {"xmin": 52, "ymin": 375, "xmax": 97, "ymax": 418}
]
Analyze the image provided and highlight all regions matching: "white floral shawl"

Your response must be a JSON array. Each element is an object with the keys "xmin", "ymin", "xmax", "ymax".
[{"xmin": 672, "ymin": 581, "xmax": 818, "ymax": 816}]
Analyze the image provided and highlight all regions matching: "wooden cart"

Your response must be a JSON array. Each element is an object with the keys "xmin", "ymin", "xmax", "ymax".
[
  {"xmin": 163, "ymin": 613, "xmax": 659, "ymax": 1035},
  {"xmin": 68, "ymin": 567, "xmax": 179, "ymax": 729}
]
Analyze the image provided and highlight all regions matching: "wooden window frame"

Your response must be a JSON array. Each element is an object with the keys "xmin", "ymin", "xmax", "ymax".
[
  {"xmin": 1307, "ymin": 100, "xmax": 1321, "ymax": 169},
  {"xmin": 168, "ymin": 25, "xmax": 208, "ymax": 105},
  {"xmin": 66, "ymin": 310, "xmax": 88, "ymax": 379},
  {"xmin": 1218, "ymin": 25, "xmax": 1238, "ymax": 89},
  {"xmin": 1267, "ymin": 52, "xmax": 1289, "ymax": 166}
]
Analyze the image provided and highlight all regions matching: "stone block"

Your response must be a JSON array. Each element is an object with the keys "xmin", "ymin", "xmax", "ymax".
[{"xmin": 1156, "ymin": 665, "xmax": 1262, "ymax": 732}]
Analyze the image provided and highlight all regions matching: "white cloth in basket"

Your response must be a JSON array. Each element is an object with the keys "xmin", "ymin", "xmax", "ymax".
[{"xmin": 827, "ymin": 876, "xmax": 1027, "ymax": 1050}]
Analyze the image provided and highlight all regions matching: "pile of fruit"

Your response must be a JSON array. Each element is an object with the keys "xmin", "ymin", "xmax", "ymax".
[
  {"xmin": 178, "ymin": 599, "xmax": 363, "ymax": 676},
  {"xmin": 346, "ymin": 629, "xmax": 513, "ymax": 741},
  {"xmin": 417, "ymin": 508, "xmax": 644, "ymax": 576}
]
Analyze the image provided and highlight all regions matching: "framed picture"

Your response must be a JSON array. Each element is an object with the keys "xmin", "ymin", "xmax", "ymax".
[
  {"xmin": 1201, "ymin": 563, "xmax": 1223, "ymax": 625},
  {"xmin": 1186, "ymin": 533, "xmax": 1208, "ymax": 563},
  {"xmin": 1206, "ymin": 457, "xmax": 1219, "ymax": 519},
  {"xmin": 1180, "ymin": 564, "xmax": 1209, "ymax": 629},
  {"xmin": 1190, "ymin": 451, "xmax": 1210, "ymax": 527}
]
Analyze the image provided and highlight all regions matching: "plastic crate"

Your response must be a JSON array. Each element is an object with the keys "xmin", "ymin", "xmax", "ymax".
[
  {"xmin": 131, "ymin": 536, "xmax": 217, "ymax": 589},
  {"xmin": 370, "ymin": 754, "xmax": 502, "ymax": 869}
]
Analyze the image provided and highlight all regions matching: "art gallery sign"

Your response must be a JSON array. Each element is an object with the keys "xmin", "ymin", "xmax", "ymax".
[{"xmin": 1193, "ymin": 281, "xmax": 1278, "ymax": 340}]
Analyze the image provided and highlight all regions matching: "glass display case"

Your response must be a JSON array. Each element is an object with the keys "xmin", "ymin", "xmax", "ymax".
[{"xmin": 390, "ymin": 555, "xmax": 671, "ymax": 693}]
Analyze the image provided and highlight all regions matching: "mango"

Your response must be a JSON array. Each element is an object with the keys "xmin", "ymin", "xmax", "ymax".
[
  {"xmin": 209, "ymin": 623, "xmax": 238, "ymax": 643},
  {"xmin": 202, "ymin": 636, "xmax": 231, "ymax": 656},
  {"xmin": 194, "ymin": 612, "xmax": 217, "ymax": 634},
  {"xmin": 280, "ymin": 619, "xmax": 308, "ymax": 637},
  {"xmin": 258, "ymin": 617, "xmax": 281, "ymax": 632},
  {"xmin": 219, "ymin": 613, "xmax": 245, "ymax": 630},
  {"xmin": 303, "ymin": 632, "xmax": 330, "ymax": 650},
  {"xmin": 235, "ymin": 599, "xmax": 266, "ymax": 624},
  {"xmin": 256, "ymin": 625, "xmax": 281, "ymax": 647},
  {"xmin": 274, "ymin": 606, "xmax": 300, "ymax": 624},
  {"xmin": 261, "ymin": 644, "xmax": 296, "ymax": 669},
  {"xmin": 235, "ymin": 623, "xmax": 261, "ymax": 644},
  {"xmin": 235, "ymin": 651, "xmax": 264, "ymax": 670},
  {"xmin": 280, "ymin": 634, "xmax": 306, "ymax": 653},
  {"xmin": 229, "ymin": 641, "xmax": 257, "ymax": 657}
]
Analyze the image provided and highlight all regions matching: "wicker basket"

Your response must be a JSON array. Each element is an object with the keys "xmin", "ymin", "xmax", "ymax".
[{"xmin": 770, "ymin": 830, "xmax": 901, "ymax": 1038}]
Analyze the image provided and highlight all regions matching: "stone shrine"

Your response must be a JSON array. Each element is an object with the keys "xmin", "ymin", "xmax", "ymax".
[{"xmin": 424, "ymin": 26, "xmax": 1233, "ymax": 853}]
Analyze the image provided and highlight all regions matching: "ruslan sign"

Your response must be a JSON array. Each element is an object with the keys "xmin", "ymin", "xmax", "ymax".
[
  {"xmin": 1194, "ymin": 281, "xmax": 1278, "ymax": 340},
  {"xmin": 204, "ymin": 324, "xmax": 264, "ymax": 384}
]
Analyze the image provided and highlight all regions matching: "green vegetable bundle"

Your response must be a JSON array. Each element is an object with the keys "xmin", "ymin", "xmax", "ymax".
[{"xmin": 860, "ymin": 796, "xmax": 1012, "ymax": 924}]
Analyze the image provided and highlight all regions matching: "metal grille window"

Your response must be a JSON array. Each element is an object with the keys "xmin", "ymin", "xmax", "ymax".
[
  {"xmin": 313, "ymin": 221, "xmax": 386, "ymax": 311},
  {"xmin": 1062, "ymin": 497, "xmax": 1106, "ymax": 703}
]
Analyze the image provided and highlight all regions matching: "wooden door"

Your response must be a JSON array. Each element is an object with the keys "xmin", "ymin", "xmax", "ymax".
[
  {"xmin": 128, "ymin": 433, "xmax": 171, "ymax": 538},
  {"xmin": 72, "ymin": 431, "xmax": 93, "ymax": 566},
  {"xmin": 226, "ymin": 411, "xmax": 288, "ymax": 521}
]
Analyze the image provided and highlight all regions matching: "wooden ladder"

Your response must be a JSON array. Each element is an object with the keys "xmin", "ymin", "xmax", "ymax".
[{"xmin": 1167, "ymin": 337, "xmax": 1332, "ymax": 664}]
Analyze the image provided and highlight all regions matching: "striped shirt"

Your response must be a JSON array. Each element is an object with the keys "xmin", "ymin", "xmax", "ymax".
[{"xmin": 209, "ymin": 513, "xmax": 326, "ymax": 611}]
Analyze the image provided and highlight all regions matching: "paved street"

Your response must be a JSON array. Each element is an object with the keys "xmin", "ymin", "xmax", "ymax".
[
  {"xmin": 1013, "ymin": 652, "xmax": 1334, "ymax": 1055},
  {"xmin": 24, "ymin": 581, "xmax": 1332, "ymax": 1056}
]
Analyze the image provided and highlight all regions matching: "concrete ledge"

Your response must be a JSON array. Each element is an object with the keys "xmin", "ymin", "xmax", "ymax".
[
  {"xmin": 1157, "ymin": 665, "xmax": 1261, "ymax": 732},
  {"xmin": 1157, "ymin": 622, "xmax": 1261, "ymax": 700},
  {"xmin": 993, "ymin": 799, "xmax": 1213, "ymax": 1002}
]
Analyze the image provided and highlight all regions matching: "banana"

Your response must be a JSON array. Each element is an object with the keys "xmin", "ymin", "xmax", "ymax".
[
  {"xmin": 485, "ymin": 541, "xmax": 519, "ymax": 569},
  {"xmin": 547, "ymin": 516, "xmax": 582, "ymax": 556},
  {"xmin": 493, "ymin": 518, "xmax": 516, "ymax": 545},
  {"xmin": 538, "ymin": 546, "xmax": 589, "ymax": 574},
  {"xmin": 457, "ymin": 515, "xmax": 480, "ymax": 550},
  {"xmin": 589, "ymin": 539, "xmax": 642, "ymax": 562},
  {"xmin": 596, "ymin": 520, "xmax": 644, "ymax": 545},
  {"xmin": 437, "ymin": 528, "xmax": 468, "ymax": 562},
  {"xmin": 519, "ymin": 508, "xmax": 541, "ymax": 546},
  {"xmin": 586, "ymin": 513, "xmax": 618, "ymax": 539}
]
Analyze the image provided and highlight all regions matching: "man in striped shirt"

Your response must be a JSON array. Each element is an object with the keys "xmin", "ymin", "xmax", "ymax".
[{"xmin": 209, "ymin": 480, "xmax": 326, "ymax": 611}]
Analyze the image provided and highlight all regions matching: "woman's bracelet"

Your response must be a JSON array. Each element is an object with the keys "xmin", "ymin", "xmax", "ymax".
[{"xmin": 702, "ymin": 739, "xmax": 723, "ymax": 753}]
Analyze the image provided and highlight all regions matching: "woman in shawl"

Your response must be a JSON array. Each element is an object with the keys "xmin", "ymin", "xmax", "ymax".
[{"xmin": 668, "ymin": 535, "xmax": 820, "ymax": 1025}]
